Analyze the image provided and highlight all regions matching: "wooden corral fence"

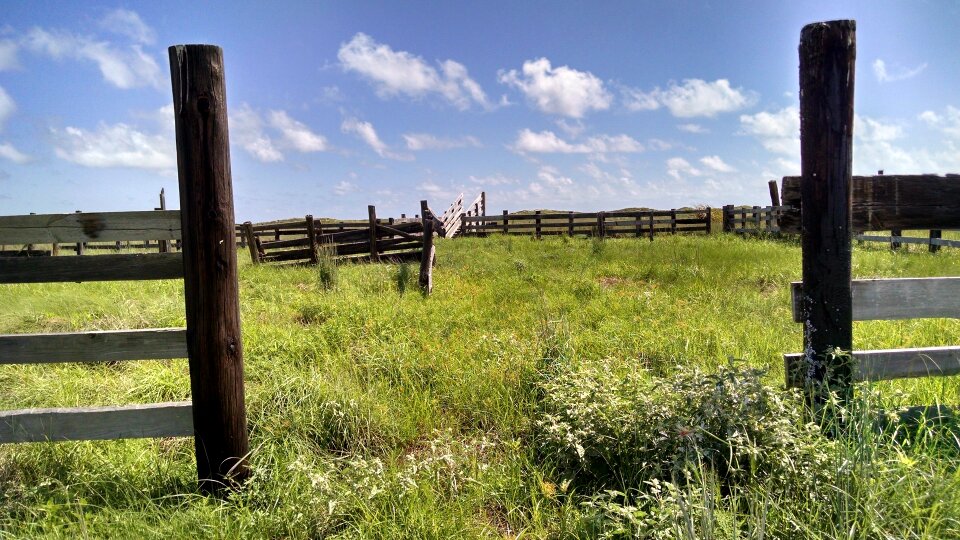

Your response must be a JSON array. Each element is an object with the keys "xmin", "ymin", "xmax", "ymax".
[
  {"xmin": 0, "ymin": 44, "xmax": 249, "ymax": 492},
  {"xmin": 429, "ymin": 191, "xmax": 485, "ymax": 238},
  {"xmin": 722, "ymin": 205, "xmax": 787, "ymax": 234},
  {"xmin": 461, "ymin": 208, "xmax": 711, "ymax": 238},
  {"xmin": 782, "ymin": 21, "xmax": 960, "ymax": 400},
  {"xmin": 242, "ymin": 206, "xmax": 427, "ymax": 265}
]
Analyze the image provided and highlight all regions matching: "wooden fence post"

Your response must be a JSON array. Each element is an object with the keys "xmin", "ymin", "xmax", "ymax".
[
  {"xmin": 502, "ymin": 210, "xmax": 509, "ymax": 234},
  {"xmin": 159, "ymin": 188, "xmax": 169, "ymax": 253},
  {"xmin": 798, "ymin": 20, "xmax": 856, "ymax": 399},
  {"xmin": 169, "ymin": 44, "xmax": 250, "ymax": 491},
  {"xmin": 722, "ymin": 205, "xmax": 733, "ymax": 232},
  {"xmin": 930, "ymin": 230, "xmax": 942, "ymax": 253},
  {"xmin": 419, "ymin": 209, "xmax": 434, "ymax": 294},
  {"xmin": 481, "ymin": 191, "xmax": 486, "ymax": 216},
  {"xmin": 890, "ymin": 229, "xmax": 902, "ymax": 250},
  {"xmin": 768, "ymin": 180, "xmax": 780, "ymax": 207},
  {"xmin": 306, "ymin": 215, "xmax": 318, "ymax": 265},
  {"xmin": 705, "ymin": 207, "xmax": 712, "ymax": 234},
  {"xmin": 597, "ymin": 211, "xmax": 605, "ymax": 238},
  {"xmin": 568, "ymin": 211, "xmax": 574, "ymax": 236},
  {"xmin": 670, "ymin": 209, "xmax": 677, "ymax": 234},
  {"xmin": 535, "ymin": 210, "xmax": 542, "ymax": 239},
  {"xmin": 368, "ymin": 205, "xmax": 379, "ymax": 262},
  {"xmin": 753, "ymin": 205, "xmax": 761, "ymax": 232},
  {"xmin": 648, "ymin": 212, "xmax": 655, "ymax": 242},
  {"xmin": 243, "ymin": 222, "xmax": 260, "ymax": 264},
  {"xmin": 75, "ymin": 210, "xmax": 85, "ymax": 255}
]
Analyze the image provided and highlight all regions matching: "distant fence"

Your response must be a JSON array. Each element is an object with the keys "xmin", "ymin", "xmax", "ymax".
[
  {"xmin": 461, "ymin": 208, "xmax": 710, "ymax": 238},
  {"xmin": 242, "ymin": 206, "xmax": 427, "ymax": 265},
  {"xmin": 722, "ymin": 205, "xmax": 787, "ymax": 234}
]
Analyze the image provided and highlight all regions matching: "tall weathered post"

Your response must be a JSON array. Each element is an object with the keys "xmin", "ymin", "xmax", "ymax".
[
  {"xmin": 159, "ymin": 189, "xmax": 169, "ymax": 253},
  {"xmin": 368, "ymin": 205, "xmax": 379, "ymax": 262},
  {"xmin": 798, "ymin": 21, "xmax": 856, "ymax": 400},
  {"xmin": 419, "ymin": 200, "xmax": 434, "ymax": 294},
  {"xmin": 169, "ymin": 44, "xmax": 250, "ymax": 491}
]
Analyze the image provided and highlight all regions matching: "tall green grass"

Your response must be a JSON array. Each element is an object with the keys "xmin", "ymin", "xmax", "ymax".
[{"xmin": 0, "ymin": 234, "xmax": 958, "ymax": 538}]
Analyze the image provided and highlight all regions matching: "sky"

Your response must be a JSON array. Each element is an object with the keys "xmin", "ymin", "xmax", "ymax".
[{"xmin": 1, "ymin": 1, "xmax": 959, "ymax": 221}]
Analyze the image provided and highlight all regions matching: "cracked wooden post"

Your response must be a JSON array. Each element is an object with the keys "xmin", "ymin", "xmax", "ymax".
[
  {"xmin": 798, "ymin": 20, "xmax": 856, "ymax": 400},
  {"xmin": 169, "ymin": 44, "xmax": 249, "ymax": 492}
]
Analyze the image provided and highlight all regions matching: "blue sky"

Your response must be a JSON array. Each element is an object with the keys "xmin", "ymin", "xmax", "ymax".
[{"xmin": 1, "ymin": 1, "xmax": 958, "ymax": 221}]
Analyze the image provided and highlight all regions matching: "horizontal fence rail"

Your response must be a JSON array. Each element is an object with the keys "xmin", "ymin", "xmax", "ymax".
[
  {"xmin": 790, "ymin": 277, "xmax": 960, "ymax": 322},
  {"xmin": 0, "ymin": 211, "xmax": 182, "ymax": 245},
  {"xmin": 0, "ymin": 328, "xmax": 188, "ymax": 365},
  {"xmin": 0, "ymin": 252, "xmax": 184, "ymax": 283},
  {"xmin": 0, "ymin": 402, "xmax": 193, "ymax": 443},
  {"xmin": 785, "ymin": 346, "xmax": 960, "ymax": 386}
]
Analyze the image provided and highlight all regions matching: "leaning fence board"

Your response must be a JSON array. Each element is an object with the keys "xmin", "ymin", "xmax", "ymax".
[
  {"xmin": 0, "ymin": 211, "xmax": 182, "ymax": 245},
  {"xmin": 0, "ymin": 328, "xmax": 187, "ymax": 365},
  {"xmin": 791, "ymin": 277, "xmax": 960, "ymax": 322},
  {"xmin": 784, "ymin": 346, "xmax": 960, "ymax": 386},
  {"xmin": 0, "ymin": 402, "xmax": 193, "ymax": 443},
  {"xmin": 0, "ymin": 253, "xmax": 183, "ymax": 283}
]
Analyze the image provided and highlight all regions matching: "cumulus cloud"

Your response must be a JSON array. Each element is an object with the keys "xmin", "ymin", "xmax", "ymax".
[
  {"xmin": 666, "ymin": 157, "xmax": 702, "ymax": 179},
  {"xmin": 499, "ymin": 58, "xmax": 612, "ymax": 118},
  {"xmin": 739, "ymin": 106, "xmax": 800, "ymax": 157},
  {"xmin": 268, "ymin": 110, "xmax": 328, "ymax": 152},
  {"xmin": 52, "ymin": 121, "xmax": 175, "ymax": 170},
  {"xmin": 0, "ymin": 142, "xmax": 30, "ymax": 164},
  {"xmin": 0, "ymin": 86, "xmax": 15, "ymax": 130},
  {"xmin": 23, "ymin": 27, "xmax": 162, "ymax": 90},
  {"xmin": 625, "ymin": 79, "xmax": 754, "ymax": 117},
  {"xmin": 231, "ymin": 105, "xmax": 283, "ymax": 162},
  {"xmin": 0, "ymin": 40, "xmax": 19, "ymax": 71},
  {"xmin": 873, "ymin": 59, "xmax": 927, "ymax": 83},
  {"xmin": 333, "ymin": 180, "xmax": 356, "ymax": 196},
  {"xmin": 338, "ymin": 33, "xmax": 489, "ymax": 110},
  {"xmin": 341, "ymin": 117, "xmax": 411, "ymax": 160},
  {"xmin": 677, "ymin": 123, "xmax": 708, "ymax": 134},
  {"xmin": 918, "ymin": 106, "xmax": 960, "ymax": 139},
  {"xmin": 100, "ymin": 9, "xmax": 156, "ymax": 44},
  {"xmin": 511, "ymin": 129, "xmax": 643, "ymax": 154},
  {"xmin": 699, "ymin": 155, "xmax": 735, "ymax": 173},
  {"xmin": 403, "ymin": 133, "xmax": 480, "ymax": 150}
]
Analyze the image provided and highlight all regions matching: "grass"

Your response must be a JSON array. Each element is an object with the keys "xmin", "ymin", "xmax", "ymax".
[{"xmin": 0, "ymin": 233, "xmax": 958, "ymax": 538}]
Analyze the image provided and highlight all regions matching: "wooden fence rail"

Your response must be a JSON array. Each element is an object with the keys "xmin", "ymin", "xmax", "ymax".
[{"xmin": 461, "ymin": 208, "xmax": 710, "ymax": 238}]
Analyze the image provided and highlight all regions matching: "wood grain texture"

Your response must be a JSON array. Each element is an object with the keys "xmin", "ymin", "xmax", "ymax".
[
  {"xmin": 785, "ymin": 346, "xmax": 960, "ymax": 386},
  {"xmin": 0, "ymin": 252, "xmax": 183, "ymax": 283},
  {"xmin": 170, "ymin": 44, "xmax": 249, "ymax": 489},
  {"xmin": 780, "ymin": 174, "xmax": 960, "ymax": 233},
  {"xmin": 0, "ymin": 211, "xmax": 182, "ymax": 245},
  {"xmin": 0, "ymin": 402, "xmax": 193, "ymax": 443},
  {"xmin": 791, "ymin": 277, "xmax": 960, "ymax": 322},
  {"xmin": 0, "ymin": 328, "xmax": 187, "ymax": 365}
]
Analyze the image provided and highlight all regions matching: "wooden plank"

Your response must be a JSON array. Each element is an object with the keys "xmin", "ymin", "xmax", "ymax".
[
  {"xmin": 791, "ymin": 277, "xmax": 960, "ymax": 322},
  {"xmin": 375, "ymin": 224, "xmax": 420, "ymax": 241},
  {"xmin": 0, "ymin": 328, "xmax": 187, "ymax": 365},
  {"xmin": 855, "ymin": 235, "xmax": 960, "ymax": 249},
  {"xmin": 0, "ymin": 402, "xmax": 193, "ymax": 443},
  {"xmin": 785, "ymin": 346, "xmax": 960, "ymax": 386},
  {"xmin": 780, "ymin": 174, "xmax": 960, "ymax": 233},
  {"xmin": 0, "ymin": 252, "xmax": 183, "ymax": 283},
  {"xmin": 0, "ymin": 211, "xmax": 182, "ymax": 245},
  {"xmin": 259, "ymin": 236, "xmax": 311, "ymax": 250},
  {"xmin": 260, "ymin": 248, "xmax": 315, "ymax": 263}
]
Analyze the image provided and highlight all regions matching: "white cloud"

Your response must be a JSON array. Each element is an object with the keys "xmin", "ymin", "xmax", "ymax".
[
  {"xmin": 855, "ymin": 116, "xmax": 903, "ymax": 142},
  {"xmin": 0, "ymin": 142, "xmax": 30, "ymax": 164},
  {"xmin": 700, "ymin": 155, "xmax": 735, "ymax": 173},
  {"xmin": 0, "ymin": 40, "xmax": 19, "ymax": 71},
  {"xmin": 268, "ymin": 110, "xmax": 328, "ymax": 152},
  {"xmin": 23, "ymin": 27, "xmax": 162, "ymax": 90},
  {"xmin": 625, "ymin": 79, "xmax": 754, "ymax": 118},
  {"xmin": 52, "ymin": 122, "xmax": 175, "ymax": 170},
  {"xmin": 511, "ymin": 129, "xmax": 643, "ymax": 154},
  {"xmin": 469, "ymin": 173, "xmax": 516, "ymax": 186},
  {"xmin": 338, "ymin": 33, "xmax": 489, "ymax": 110},
  {"xmin": 677, "ymin": 123, "xmax": 708, "ymax": 134},
  {"xmin": 341, "ymin": 117, "xmax": 411, "ymax": 160},
  {"xmin": 333, "ymin": 180, "xmax": 356, "ymax": 196},
  {"xmin": 919, "ymin": 106, "xmax": 960, "ymax": 139},
  {"xmin": 873, "ymin": 59, "xmax": 927, "ymax": 83},
  {"xmin": 403, "ymin": 133, "xmax": 480, "ymax": 150},
  {"xmin": 0, "ymin": 86, "xmax": 15, "ymax": 130},
  {"xmin": 666, "ymin": 157, "xmax": 702, "ymax": 180},
  {"xmin": 231, "ymin": 105, "xmax": 283, "ymax": 162},
  {"xmin": 100, "ymin": 9, "xmax": 156, "ymax": 45},
  {"xmin": 499, "ymin": 58, "xmax": 612, "ymax": 118},
  {"xmin": 739, "ymin": 106, "xmax": 800, "ymax": 157}
]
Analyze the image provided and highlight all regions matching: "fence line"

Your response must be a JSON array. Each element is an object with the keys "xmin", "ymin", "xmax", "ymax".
[{"xmin": 461, "ymin": 208, "xmax": 710, "ymax": 238}]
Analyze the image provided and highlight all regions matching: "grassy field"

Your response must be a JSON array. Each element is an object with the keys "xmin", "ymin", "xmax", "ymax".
[{"xmin": 1, "ymin": 233, "xmax": 959, "ymax": 538}]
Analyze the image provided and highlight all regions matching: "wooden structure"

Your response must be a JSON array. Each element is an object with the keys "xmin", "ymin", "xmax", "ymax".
[
  {"xmin": 722, "ymin": 205, "xmax": 787, "ymax": 235},
  {"xmin": 0, "ymin": 44, "xmax": 249, "ymax": 493},
  {"xmin": 462, "ymin": 208, "xmax": 710, "ymax": 238},
  {"xmin": 783, "ymin": 21, "xmax": 960, "ymax": 398}
]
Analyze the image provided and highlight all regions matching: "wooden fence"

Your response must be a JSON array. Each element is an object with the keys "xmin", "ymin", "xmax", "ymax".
[
  {"xmin": 722, "ymin": 205, "xmax": 787, "ymax": 234},
  {"xmin": 461, "ymin": 208, "xmax": 711, "ymax": 238},
  {"xmin": 0, "ymin": 44, "xmax": 248, "ymax": 492},
  {"xmin": 782, "ymin": 21, "xmax": 960, "ymax": 400},
  {"xmin": 242, "ymin": 206, "xmax": 427, "ymax": 265}
]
